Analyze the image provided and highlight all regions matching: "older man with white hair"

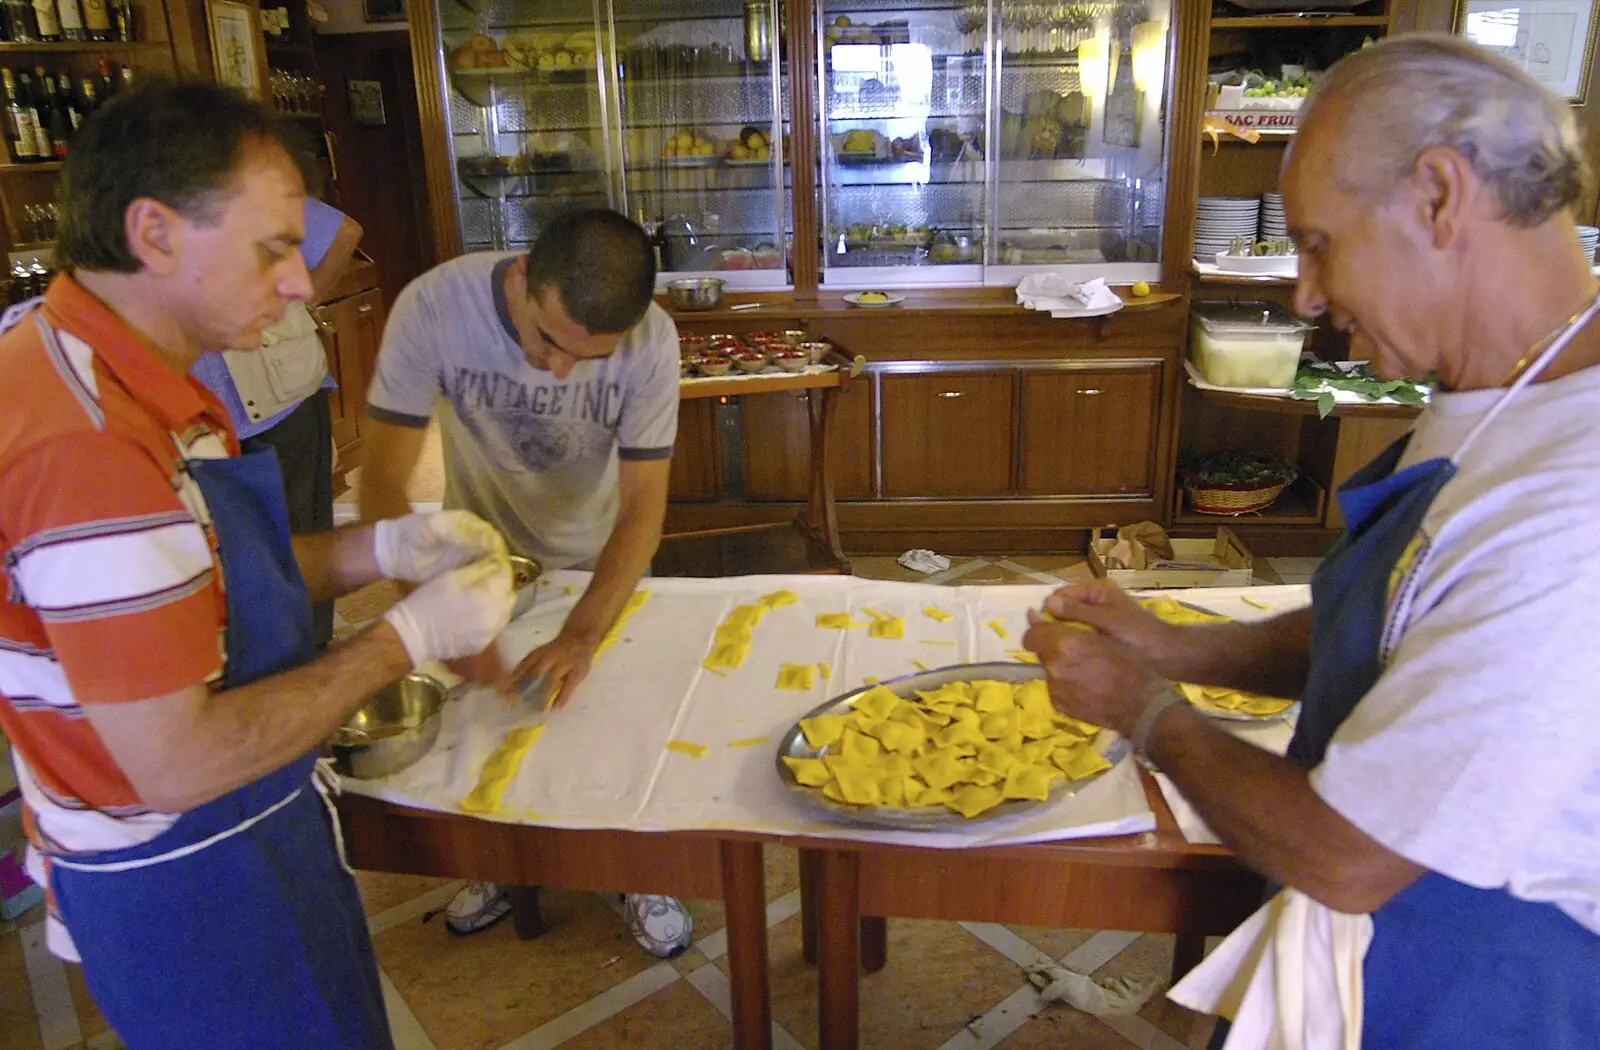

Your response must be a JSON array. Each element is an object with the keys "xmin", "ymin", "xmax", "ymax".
[{"xmin": 1025, "ymin": 34, "xmax": 1600, "ymax": 1048}]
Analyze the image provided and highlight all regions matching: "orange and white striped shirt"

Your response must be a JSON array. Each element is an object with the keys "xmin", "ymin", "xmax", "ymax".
[{"xmin": 0, "ymin": 275, "xmax": 234, "ymax": 958}]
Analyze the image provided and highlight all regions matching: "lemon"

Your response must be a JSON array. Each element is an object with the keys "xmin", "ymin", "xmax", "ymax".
[{"xmin": 1130, "ymin": 280, "xmax": 1151, "ymax": 298}]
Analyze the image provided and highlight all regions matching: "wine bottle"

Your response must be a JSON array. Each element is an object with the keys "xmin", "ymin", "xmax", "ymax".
[
  {"xmin": 41, "ymin": 72, "xmax": 68, "ymax": 157},
  {"xmin": 5, "ymin": 0, "xmax": 36, "ymax": 42},
  {"xmin": 110, "ymin": 0, "xmax": 128, "ymax": 40},
  {"xmin": 55, "ymin": 0, "xmax": 83, "ymax": 41},
  {"xmin": 54, "ymin": 71, "xmax": 78, "ymax": 134},
  {"xmin": 77, "ymin": 76, "xmax": 96, "ymax": 119},
  {"xmin": 80, "ymin": 0, "xmax": 107, "ymax": 40},
  {"xmin": 18, "ymin": 71, "xmax": 50, "ymax": 159},
  {"xmin": 2, "ymin": 69, "xmax": 40, "ymax": 164},
  {"xmin": 30, "ymin": 0, "xmax": 58, "ymax": 40}
]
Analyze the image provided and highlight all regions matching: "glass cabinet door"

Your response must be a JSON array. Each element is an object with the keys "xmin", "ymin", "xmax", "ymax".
[
  {"xmin": 988, "ymin": 0, "xmax": 1170, "ymax": 284},
  {"xmin": 612, "ymin": 0, "xmax": 790, "ymax": 287},
  {"xmin": 817, "ymin": 0, "xmax": 988, "ymax": 287},
  {"xmin": 432, "ymin": 0, "xmax": 790, "ymax": 288}
]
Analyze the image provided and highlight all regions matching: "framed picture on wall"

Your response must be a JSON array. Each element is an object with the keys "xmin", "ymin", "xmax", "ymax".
[
  {"xmin": 348, "ymin": 79, "xmax": 387, "ymax": 126},
  {"xmin": 1456, "ymin": 0, "xmax": 1600, "ymax": 103},
  {"xmin": 363, "ymin": 0, "xmax": 406, "ymax": 23},
  {"xmin": 206, "ymin": 0, "xmax": 268, "ymax": 100}
]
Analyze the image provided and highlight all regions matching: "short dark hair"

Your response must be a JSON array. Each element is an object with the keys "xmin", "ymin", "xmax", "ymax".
[
  {"xmin": 56, "ymin": 80, "xmax": 318, "ymax": 273},
  {"xmin": 524, "ymin": 209, "xmax": 656, "ymax": 334}
]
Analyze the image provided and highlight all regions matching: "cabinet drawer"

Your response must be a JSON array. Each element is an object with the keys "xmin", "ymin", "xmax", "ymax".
[
  {"xmin": 881, "ymin": 372, "xmax": 1015, "ymax": 497},
  {"xmin": 1018, "ymin": 365, "xmax": 1161, "ymax": 496}
]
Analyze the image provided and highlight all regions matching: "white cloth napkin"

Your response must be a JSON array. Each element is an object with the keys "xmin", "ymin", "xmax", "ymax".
[
  {"xmin": 1169, "ymin": 889, "xmax": 1373, "ymax": 1050},
  {"xmin": 1015, "ymin": 275, "xmax": 1121, "ymax": 313},
  {"xmin": 897, "ymin": 548, "xmax": 951, "ymax": 574}
]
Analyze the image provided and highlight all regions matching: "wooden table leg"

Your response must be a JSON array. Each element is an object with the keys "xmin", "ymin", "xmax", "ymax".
[
  {"xmin": 860, "ymin": 916, "xmax": 887, "ymax": 973},
  {"xmin": 816, "ymin": 850, "xmax": 860, "ymax": 1050},
  {"xmin": 721, "ymin": 840, "xmax": 772, "ymax": 1050},
  {"xmin": 800, "ymin": 849, "xmax": 821, "ymax": 965},
  {"xmin": 508, "ymin": 885, "xmax": 545, "ymax": 940},
  {"xmin": 1173, "ymin": 932, "xmax": 1207, "ymax": 983}
]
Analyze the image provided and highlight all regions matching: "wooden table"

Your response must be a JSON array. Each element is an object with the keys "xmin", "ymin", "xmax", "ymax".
[
  {"xmin": 798, "ymin": 774, "xmax": 1265, "ymax": 1050},
  {"xmin": 335, "ymin": 794, "xmax": 777, "ymax": 1049}
]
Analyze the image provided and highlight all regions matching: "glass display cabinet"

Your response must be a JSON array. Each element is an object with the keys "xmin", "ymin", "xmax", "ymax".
[{"xmin": 427, "ymin": 0, "xmax": 793, "ymax": 289}]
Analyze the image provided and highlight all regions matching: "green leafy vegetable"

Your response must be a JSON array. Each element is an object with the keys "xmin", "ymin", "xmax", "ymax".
[
  {"xmin": 1181, "ymin": 450, "xmax": 1297, "ymax": 487},
  {"xmin": 1288, "ymin": 361, "xmax": 1433, "ymax": 418}
]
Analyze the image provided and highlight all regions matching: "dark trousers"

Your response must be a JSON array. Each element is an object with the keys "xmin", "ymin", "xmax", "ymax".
[{"xmin": 241, "ymin": 389, "xmax": 334, "ymax": 647}]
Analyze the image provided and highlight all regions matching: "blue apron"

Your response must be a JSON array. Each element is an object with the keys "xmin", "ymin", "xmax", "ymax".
[
  {"xmin": 1290, "ymin": 313, "xmax": 1600, "ymax": 1048},
  {"xmin": 46, "ymin": 396, "xmax": 393, "ymax": 1048}
]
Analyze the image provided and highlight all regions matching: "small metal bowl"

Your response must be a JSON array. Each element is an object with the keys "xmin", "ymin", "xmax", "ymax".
[
  {"xmin": 666, "ymin": 278, "xmax": 725, "ymax": 311},
  {"xmin": 329, "ymin": 673, "xmax": 445, "ymax": 780},
  {"xmin": 734, "ymin": 352, "xmax": 768, "ymax": 373},
  {"xmin": 798, "ymin": 340, "xmax": 832, "ymax": 365},
  {"xmin": 781, "ymin": 329, "xmax": 810, "ymax": 347},
  {"xmin": 772, "ymin": 351, "xmax": 809, "ymax": 373},
  {"xmin": 697, "ymin": 355, "xmax": 733, "ymax": 377},
  {"xmin": 509, "ymin": 553, "xmax": 544, "ymax": 618}
]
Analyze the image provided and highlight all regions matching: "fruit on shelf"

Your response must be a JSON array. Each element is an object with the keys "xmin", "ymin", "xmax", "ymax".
[
  {"xmin": 856, "ymin": 291, "xmax": 890, "ymax": 303},
  {"xmin": 841, "ymin": 129, "xmax": 878, "ymax": 155},
  {"xmin": 1131, "ymin": 281, "xmax": 1151, "ymax": 298},
  {"xmin": 663, "ymin": 129, "xmax": 717, "ymax": 158}
]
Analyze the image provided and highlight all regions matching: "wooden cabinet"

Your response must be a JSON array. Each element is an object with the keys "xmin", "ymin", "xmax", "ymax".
[
  {"xmin": 314, "ymin": 285, "xmax": 384, "ymax": 475},
  {"xmin": 742, "ymin": 378, "xmax": 872, "ymax": 501},
  {"xmin": 881, "ymin": 371, "xmax": 1015, "ymax": 498},
  {"xmin": 668, "ymin": 398, "xmax": 721, "ymax": 502},
  {"xmin": 1018, "ymin": 363, "xmax": 1163, "ymax": 497}
]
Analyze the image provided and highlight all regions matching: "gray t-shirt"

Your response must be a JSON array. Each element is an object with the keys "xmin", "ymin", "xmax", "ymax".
[{"xmin": 367, "ymin": 251, "xmax": 679, "ymax": 568}]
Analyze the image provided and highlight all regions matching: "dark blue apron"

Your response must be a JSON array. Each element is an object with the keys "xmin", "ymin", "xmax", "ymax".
[
  {"xmin": 1291, "ymin": 430, "xmax": 1600, "ymax": 1046},
  {"xmin": 46, "ymin": 422, "xmax": 393, "ymax": 1047}
]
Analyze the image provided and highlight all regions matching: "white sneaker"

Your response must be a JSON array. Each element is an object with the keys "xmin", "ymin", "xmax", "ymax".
[
  {"xmin": 623, "ymin": 893, "xmax": 693, "ymax": 958},
  {"xmin": 445, "ymin": 881, "xmax": 511, "ymax": 935}
]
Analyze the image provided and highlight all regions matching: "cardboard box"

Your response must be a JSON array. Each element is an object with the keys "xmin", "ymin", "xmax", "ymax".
[{"xmin": 1087, "ymin": 526, "xmax": 1253, "ymax": 589}]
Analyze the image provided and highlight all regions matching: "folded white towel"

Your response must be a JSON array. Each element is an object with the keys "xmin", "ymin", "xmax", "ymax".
[
  {"xmin": 1168, "ymin": 889, "xmax": 1372, "ymax": 1050},
  {"xmin": 1015, "ymin": 275, "xmax": 1121, "ymax": 313}
]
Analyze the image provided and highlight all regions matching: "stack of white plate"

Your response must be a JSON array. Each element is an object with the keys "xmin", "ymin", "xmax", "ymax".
[
  {"xmin": 1577, "ymin": 224, "xmax": 1598, "ymax": 263},
  {"xmin": 1195, "ymin": 196, "xmax": 1260, "ymax": 259},
  {"xmin": 1261, "ymin": 193, "xmax": 1287, "ymax": 240}
]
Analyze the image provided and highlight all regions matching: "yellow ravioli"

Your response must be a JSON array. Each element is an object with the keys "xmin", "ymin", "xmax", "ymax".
[
  {"xmin": 868, "ymin": 719, "xmax": 926, "ymax": 755},
  {"xmin": 783, "ymin": 756, "xmax": 832, "ymax": 786},
  {"xmin": 863, "ymin": 676, "xmax": 879, "ymax": 684},
  {"xmin": 1139, "ymin": 596, "xmax": 1226, "ymax": 625},
  {"xmin": 816, "ymin": 612, "xmax": 857, "ymax": 629},
  {"xmin": 725, "ymin": 604, "xmax": 767, "ymax": 628},
  {"xmin": 967, "ymin": 769, "xmax": 1002, "ymax": 787},
  {"xmin": 799, "ymin": 714, "xmax": 848, "ymax": 749},
  {"xmin": 459, "ymin": 725, "xmax": 546, "ymax": 814},
  {"xmin": 828, "ymin": 763, "xmax": 882, "ymax": 805},
  {"xmin": 948, "ymin": 707, "xmax": 982, "ymax": 731},
  {"xmin": 918, "ymin": 683, "xmax": 973, "ymax": 707},
  {"xmin": 818, "ymin": 661, "xmax": 832, "ymax": 679},
  {"xmin": 852, "ymin": 686, "xmax": 904, "ymax": 721},
  {"xmin": 776, "ymin": 663, "xmax": 816, "ymax": 691},
  {"xmin": 974, "ymin": 743, "xmax": 1018, "ymax": 776},
  {"xmin": 703, "ymin": 641, "xmax": 750, "ymax": 671},
  {"xmin": 1019, "ymin": 738, "xmax": 1056, "ymax": 764},
  {"xmin": 1053, "ymin": 745, "xmax": 1112, "ymax": 780},
  {"xmin": 979, "ymin": 709, "xmax": 1020, "ymax": 740},
  {"xmin": 901, "ymin": 777, "xmax": 931, "ymax": 806},
  {"xmin": 728, "ymin": 736, "xmax": 769, "ymax": 749},
  {"xmin": 947, "ymin": 784, "xmax": 1005, "ymax": 818},
  {"xmin": 1236, "ymin": 695, "xmax": 1295, "ymax": 716},
  {"xmin": 878, "ymin": 775, "xmax": 908, "ymax": 807},
  {"xmin": 839, "ymin": 726, "xmax": 883, "ymax": 760},
  {"xmin": 1019, "ymin": 712, "xmax": 1056, "ymax": 740},
  {"xmin": 934, "ymin": 720, "xmax": 987, "ymax": 749},
  {"xmin": 666, "ymin": 739, "xmax": 708, "ymax": 758},
  {"xmin": 923, "ymin": 605, "xmax": 953, "ymax": 623},
  {"xmin": 1003, "ymin": 763, "xmax": 1063, "ymax": 802},
  {"xmin": 821, "ymin": 779, "xmax": 849, "ymax": 803},
  {"xmin": 914, "ymin": 748, "xmax": 975, "ymax": 791},
  {"xmin": 714, "ymin": 622, "xmax": 752, "ymax": 646},
  {"xmin": 987, "ymin": 619, "xmax": 1010, "ymax": 639},
  {"xmin": 974, "ymin": 680, "xmax": 1015, "ymax": 713},
  {"xmin": 1053, "ymin": 713, "xmax": 1102, "ymax": 737},
  {"xmin": 869, "ymin": 617, "xmax": 906, "ymax": 640},
  {"xmin": 759, "ymin": 590, "xmax": 799, "ymax": 609},
  {"xmin": 918, "ymin": 784, "xmax": 954, "ymax": 806},
  {"xmin": 1015, "ymin": 679, "xmax": 1052, "ymax": 717}
]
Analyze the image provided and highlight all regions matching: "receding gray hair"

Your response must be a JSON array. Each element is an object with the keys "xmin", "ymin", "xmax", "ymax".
[{"xmin": 1300, "ymin": 33, "xmax": 1590, "ymax": 226}]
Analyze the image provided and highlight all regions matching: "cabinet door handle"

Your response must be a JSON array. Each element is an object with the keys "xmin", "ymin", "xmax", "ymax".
[
  {"xmin": 316, "ymin": 319, "xmax": 334, "ymax": 331},
  {"xmin": 937, "ymin": 390, "xmax": 963, "ymax": 399},
  {"xmin": 357, "ymin": 303, "xmax": 374, "ymax": 313},
  {"xmin": 1078, "ymin": 388, "xmax": 1103, "ymax": 396}
]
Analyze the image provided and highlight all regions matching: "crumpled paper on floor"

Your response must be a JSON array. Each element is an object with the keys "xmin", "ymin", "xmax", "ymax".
[
  {"xmin": 1026, "ymin": 960, "xmax": 1162, "ymax": 1017},
  {"xmin": 898, "ymin": 548, "xmax": 951, "ymax": 574}
]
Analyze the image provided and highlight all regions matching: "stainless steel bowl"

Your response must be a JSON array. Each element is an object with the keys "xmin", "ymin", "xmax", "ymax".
[
  {"xmin": 666, "ymin": 278, "xmax": 725, "ymax": 311},
  {"xmin": 798, "ymin": 340, "xmax": 832, "ymax": 365},
  {"xmin": 509, "ymin": 553, "xmax": 543, "ymax": 618},
  {"xmin": 330, "ymin": 673, "xmax": 445, "ymax": 780}
]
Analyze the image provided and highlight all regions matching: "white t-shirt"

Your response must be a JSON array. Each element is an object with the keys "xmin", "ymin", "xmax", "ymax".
[
  {"xmin": 366, "ymin": 252, "xmax": 679, "ymax": 568},
  {"xmin": 1311, "ymin": 364, "xmax": 1600, "ymax": 933}
]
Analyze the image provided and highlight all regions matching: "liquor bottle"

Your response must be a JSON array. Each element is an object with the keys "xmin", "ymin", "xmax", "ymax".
[
  {"xmin": 110, "ymin": 0, "xmax": 128, "ymax": 40},
  {"xmin": 54, "ymin": 71, "xmax": 78, "ymax": 133},
  {"xmin": 5, "ymin": 0, "xmax": 36, "ymax": 41},
  {"xmin": 28, "ymin": 256, "xmax": 50, "ymax": 297},
  {"xmin": 2, "ymin": 69, "xmax": 39, "ymax": 164},
  {"xmin": 80, "ymin": 0, "xmax": 107, "ymax": 40},
  {"xmin": 40, "ymin": 72, "xmax": 68, "ymax": 157},
  {"xmin": 77, "ymin": 76, "xmax": 96, "ymax": 119},
  {"xmin": 55, "ymin": 0, "xmax": 83, "ymax": 41},
  {"xmin": 18, "ymin": 71, "xmax": 50, "ymax": 159},
  {"xmin": 30, "ymin": 0, "xmax": 59, "ymax": 40}
]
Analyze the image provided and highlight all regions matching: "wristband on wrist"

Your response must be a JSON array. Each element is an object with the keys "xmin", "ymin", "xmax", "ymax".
[{"xmin": 1130, "ymin": 686, "xmax": 1185, "ymax": 770}]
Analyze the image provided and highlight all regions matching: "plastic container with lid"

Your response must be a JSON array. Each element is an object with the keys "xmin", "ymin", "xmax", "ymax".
[{"xmin": 1190, "ymin": 300, "xmax": 1312, "ymax": 390}]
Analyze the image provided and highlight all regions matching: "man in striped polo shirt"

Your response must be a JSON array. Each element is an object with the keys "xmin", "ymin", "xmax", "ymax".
[{"xmin": 0, "ymin": 83, "xmax": 516, "ymax": 1047}]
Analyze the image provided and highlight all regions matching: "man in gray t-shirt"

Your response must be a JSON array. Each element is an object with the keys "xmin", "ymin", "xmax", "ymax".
[{"xmin": 360, "ymin": 210, "xmax": 690, "ymax": 954}]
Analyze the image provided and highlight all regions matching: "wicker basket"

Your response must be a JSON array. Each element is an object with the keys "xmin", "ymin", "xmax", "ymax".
[{"xmin": 1183, "ymin": 477, "xmax": 1290, "ymax": 515}]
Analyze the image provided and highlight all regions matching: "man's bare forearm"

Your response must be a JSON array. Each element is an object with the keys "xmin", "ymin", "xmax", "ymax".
[
  {"xmin": 561, "ymin": 502, "xmax": 661, "ymax": 644},
  {"xmin": 292, "ymin": 523, "xmax": 383, "ymax": 603},
  {"xmin": 1153, "ymin": 608, "xmax": 1312, "ymax": 699},
  {"xmin": 1147, "ymin": 703, "xmax": 1423, "ymax": 913}
]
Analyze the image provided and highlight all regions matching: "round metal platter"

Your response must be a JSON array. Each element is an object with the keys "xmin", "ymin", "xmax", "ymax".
[
  {"xmin": 1159, "ymin": 598, "xmax": 1300, "ymax": 724},
  {"xmin": 774, "ymin": 662, "xmax": 1129, "ymax": 831}
]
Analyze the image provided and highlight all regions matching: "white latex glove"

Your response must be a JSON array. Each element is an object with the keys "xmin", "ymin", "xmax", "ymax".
[
  {"xmin": 382, "ymin": 556, "xmax": 514, "ymax": 665},
  {"xmin": 373, "ymin": 510, "xmax": 507, "ymax": 583}
]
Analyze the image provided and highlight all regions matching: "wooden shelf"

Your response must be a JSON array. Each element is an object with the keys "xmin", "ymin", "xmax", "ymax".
[
  {"xmin": 1211, "ymin": 15, "xmax": 1390, "ymax": 29},
  {"xmin": 0, "ymin": 162, "xmax": 62, "ymax": 173},
  {"xmin": 678, "ymin": 367, "xmax": 847, "ymax": 401},
  {"xmin": 10, "ymin": 240, "xmax": 55, "ymax": 252},
  {"xmin": 1188, "ymin": 380, "xmax": 1425, "ymax": 419},
  {"xmin": 0, "ymin": 40, "xmax": 168, "ymax": 53},
  {"xmin": 1191, "ymin": 261, "xmax": 1295, "ymax": 286},
  {"xmin": 1173, "ymin": 473, "xmax": 1327, "ymax": 527}
]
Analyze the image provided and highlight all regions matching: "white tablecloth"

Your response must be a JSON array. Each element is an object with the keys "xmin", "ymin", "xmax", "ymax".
[{"xmin": 340, "ymin": 575, "xmax": 1310, "ymax": 849}]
